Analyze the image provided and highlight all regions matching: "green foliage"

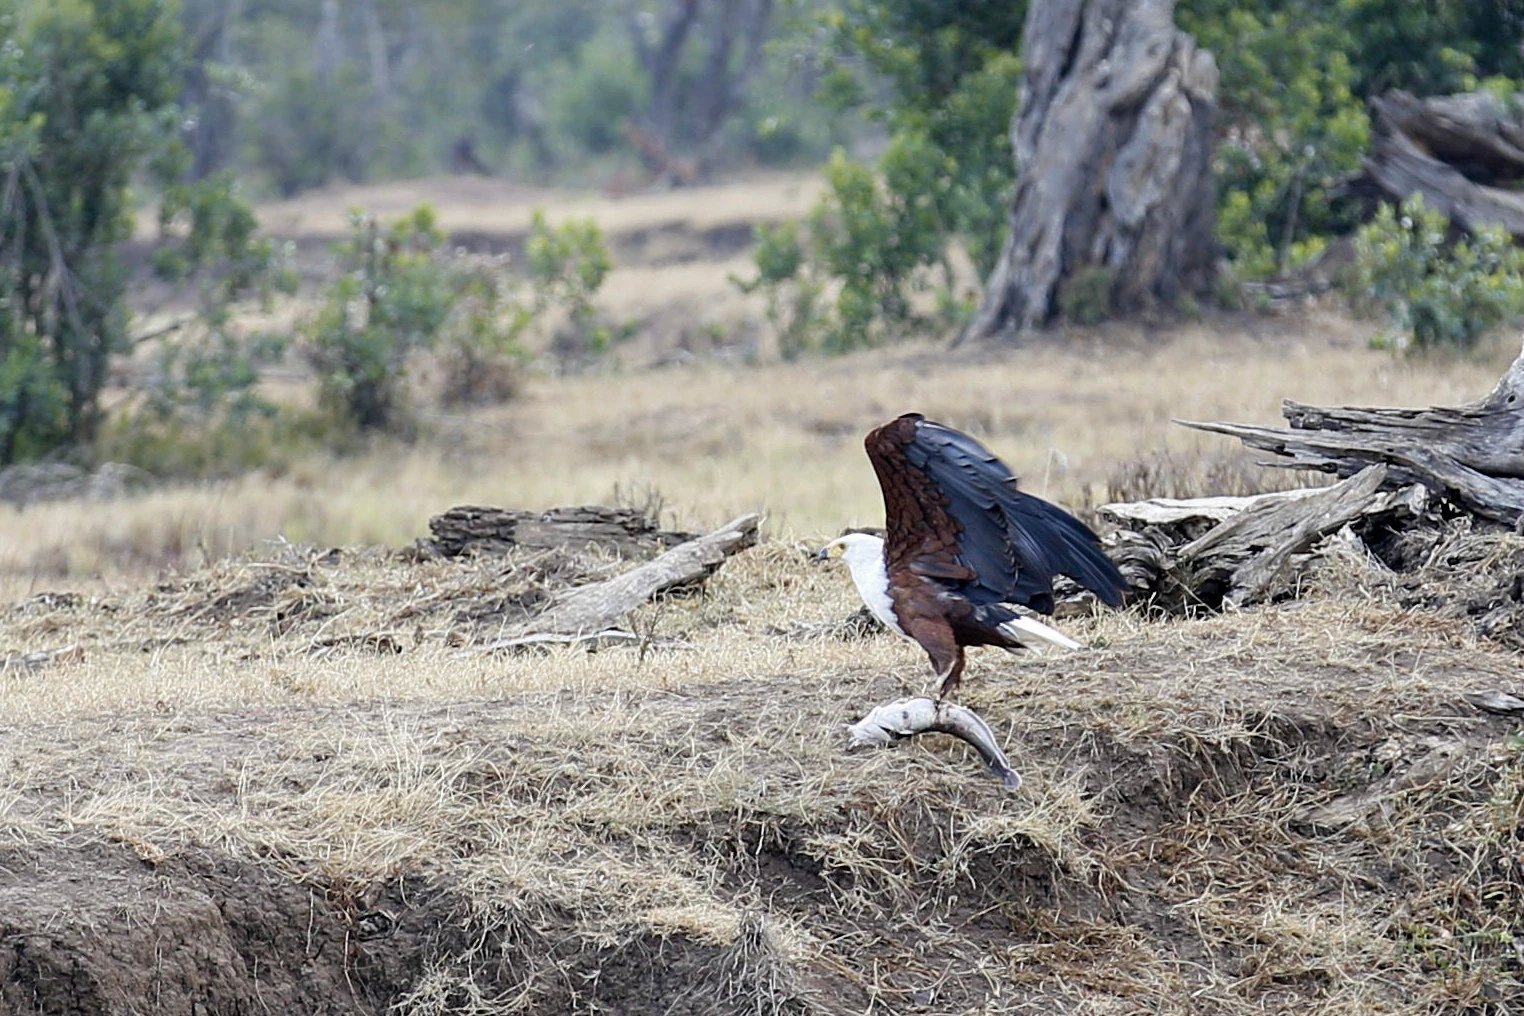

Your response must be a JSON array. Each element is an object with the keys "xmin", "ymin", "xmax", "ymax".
[
  {"xmin": 1179, "ymin": 1, "xmax": 1369, "ymax": 281},
  {"xmin": 0, "ymin": 0, "xmax": 184, "ymax": 464},
  {"xmin": 307, "ymin": 207, "xmax": 472, "ymax": 432},
  {"xmin": 526, "ymin": 210, "xmax": 615, "ymax": 353},
  {"xmin": 540, "ymin": 31, "xmax": 647, "ymax": 159},
  {"xmin": 1351, "ymin": 196, "xmax": 1524, "ymax": 349},
  {"xmin": 743, "ymin": 0, "xmax": 1021, "ymax": 356},
  {"xmin": 95, "ymin": 402, "xmax": 320, "ymax": 479},
  {"xmin": 1340, "ymin": 0, "xmax": 1524, "ymax": 95},
  {"xmin": 1177, "ymin": 0, "xmax": 1524, "ymax": 283},
  {"xmin": 122, "ymin": 163, "xmax": 299, "ymax": 476},
  {"xmin": 818, "ymin": 0, "xmax": 1025, "ymax": 119},
  {"xmin": 735, "ymin": 139, "xmax": 966, "ymax": 355},
  {"xmin": 1059, "ymin": 268, "xmax": 1117, "ymax": 327},
  {"xmin": 304, "ymin": 204, "xmax": 613, "ymax": 432},
  {"xmin": 246, "ymin": 64, "xmax": 382, "ymax": 198},
  {"xmin": 730, "ymin": 221, "xmax": 825, "ymax": 360}
]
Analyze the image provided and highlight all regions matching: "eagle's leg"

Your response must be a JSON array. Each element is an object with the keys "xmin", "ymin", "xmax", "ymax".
[
  {"xmin": 904, "ymin": 615, "xmax": 965, "ymax": 700},
  {"xmin": 934, "ymin": 647, "xmax": 966, "ymax": 700}
]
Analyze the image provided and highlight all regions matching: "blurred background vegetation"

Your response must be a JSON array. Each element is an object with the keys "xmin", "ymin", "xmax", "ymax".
[{"xmin": 3, "ymin": 0, "xmax": 1524, "ymax": 476}]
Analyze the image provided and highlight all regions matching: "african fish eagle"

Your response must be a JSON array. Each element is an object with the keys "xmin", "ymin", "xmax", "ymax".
[{"xmin": 817, "ymin": 413, "xmax": 1127, "ymax": 698}]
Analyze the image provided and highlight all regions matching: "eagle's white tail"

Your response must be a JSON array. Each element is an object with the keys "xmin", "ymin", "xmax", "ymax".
[{"xmin": 999, "ymin": 614, "xmax": 1082, "ymax": 651}]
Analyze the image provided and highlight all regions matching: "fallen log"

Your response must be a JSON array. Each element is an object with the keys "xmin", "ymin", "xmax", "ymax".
[
  {"xmin": 1100, "ymin": 344, "xmax": 1524, "ymax": 611},
  {"xmin": 426, "ymin": 504, "xmax": 698, "ymax": 558},
  {"xmin": 468, "ymin": 513, "xmax": 760, "ymax": 651},
  {"xmin": 1101, "ymin": 469, "xmax": 1430, "ymax": 608},
  {"xmin": 1179, "ymin": 466, "xmax": 1427, "ymax": 606},
  {"xmin": 1364, "ymin": 90, "xmax": 1524, "ymax": 238},
  {"xmin": 1177, "ymin": 342, "xmax": 1524, "ymax": 525}
]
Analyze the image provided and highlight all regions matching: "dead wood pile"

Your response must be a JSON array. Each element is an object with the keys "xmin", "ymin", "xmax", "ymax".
[{"xmin": 1102, "ymin": 342, "xmax": 1524, "ymax": 642}]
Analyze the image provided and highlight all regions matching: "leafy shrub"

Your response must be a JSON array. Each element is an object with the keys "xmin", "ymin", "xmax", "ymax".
[
  {"xmin": 0, "ymin": 0, "xmax": 183, "ymax": 462},
  {"xmin": 1179, "ymin": 3, "xmax": 1369, "ymax": 282},
  {"xmin": 1059, "ymin": 267, "xmax": 1116, "ymax": 326},
  {"xmin": 137, "ymin": 166, "xmax": 298, "ymax": 426},
  {"xmin": 739, "ymin": 7, "xmax": 1020, "ymax": 357},
  {"xmin": 1350, "ymin": 196, "xmax": 1524, "ymax": 349},
  {"xmin": 740, "ymin": 126, "xmax": 1003, "ymax": 355},
  {"xmin": 525, "ymin": 210, "xmax": 616, "ymax": 356},
  {"xmin": 305, "ymin": 206, "xmax": 513, "ymax": 432},
  {"xmin": 730, "ymin": 221, "xmax": 826, "ymax": 360},
  {"xmin": 303, "ymin": 205, "xmax": 614, "ymax": 432}
]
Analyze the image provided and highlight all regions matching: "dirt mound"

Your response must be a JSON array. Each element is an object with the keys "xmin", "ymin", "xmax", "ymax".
[{"xmin": 0, "ymin": 839, "xmax": 808, "ymax": 1016}]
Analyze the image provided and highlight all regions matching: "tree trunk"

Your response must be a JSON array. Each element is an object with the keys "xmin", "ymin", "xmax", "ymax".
[
  {"xmin": 624, "ymin": 0, "xmax": 774, "ymax": 184},
  {"xmin": 958, "ymin": 0, "xmax": 1218, "ymax": 343}
]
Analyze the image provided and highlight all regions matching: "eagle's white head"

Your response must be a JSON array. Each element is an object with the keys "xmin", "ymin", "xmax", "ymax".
[{"xmin": 815, "ymin": 533, "xmax": 903, "ymax": 635}]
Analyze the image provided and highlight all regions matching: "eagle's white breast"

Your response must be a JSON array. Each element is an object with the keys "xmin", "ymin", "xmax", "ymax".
[{"xmin": 837, "ymin": 534, "xmax": 908, "ymax": 638}]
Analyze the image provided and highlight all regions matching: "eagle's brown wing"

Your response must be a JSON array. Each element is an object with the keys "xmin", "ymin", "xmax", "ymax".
[
  {"xmin": 865, "ymin": 413, "xmax": 1125, "ymax": 614},
  {"xmin": 864, "ymin": 414, "xmax": 976, "ymax": 586}
]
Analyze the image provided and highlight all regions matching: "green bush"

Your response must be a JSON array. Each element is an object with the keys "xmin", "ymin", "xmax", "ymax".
[
  {"xmin": 739, "ymin": 2, "xmax": 1020, "ymax": 357},
  {"xmin": 303, "ymin": 204, "xmax": 614, "ymax": 432},
  {"xmin": 730, "ymin": 221, "xmax": 826, "ymax": 360},
  {"xmin": 305, "ymin": 206, "xmax": 504, "ymax": 432},
  {"xmin": 1059, "ymin": 267, "xmax": 1117, "ymax": 326},
  {"xmin": 1179, "ymin": 2, "xmax": 1369, "ymax": 282},
  {"xmin": 137, "ymin": 165, "xmax": 297, "ymax": 426},
  {"xmin": 526, "ymin": 209, "xmax": 616, "ymax": 355},
  {"xmin": 1350, "ymin": 195, "xmax": 1524, "ymax": 349},
  {"xmin": 0, "ymin": 0, "xmax": 183, "ymax": 462}
]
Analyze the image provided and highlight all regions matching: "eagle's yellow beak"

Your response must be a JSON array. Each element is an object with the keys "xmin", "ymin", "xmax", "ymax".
[{"xmin": 812, "ymin": 540, "xmax": 846, "ymax": 563}]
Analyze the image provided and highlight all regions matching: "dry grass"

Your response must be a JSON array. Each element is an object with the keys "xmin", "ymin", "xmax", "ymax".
[
  {"xmin": 244, "ymin": 172, "xmax": 825, "ymax": 242},
  {"xmin": 1, "ymin": 530, "xmax": 1520, "ymax": 1013},
  {"xmin": 2, "ymin": 317, "xmax": 1516, "ymax": 602}
]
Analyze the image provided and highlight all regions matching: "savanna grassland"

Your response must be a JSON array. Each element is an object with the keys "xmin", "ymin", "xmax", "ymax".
[{"xmin": 1, "ymin": 176, "xmax": 1522, "ymax": 1015}]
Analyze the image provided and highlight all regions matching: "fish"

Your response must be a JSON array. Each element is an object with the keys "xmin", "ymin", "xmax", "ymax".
[{"xmin": 845, "ymin": 696, "xmax": 1022, "ymax": 790}]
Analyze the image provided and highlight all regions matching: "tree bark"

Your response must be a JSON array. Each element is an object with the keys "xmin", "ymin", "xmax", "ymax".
[
  {"xmin": 958, "ymin": 0, "xmax": 1218, "ymax": 342},
  {"xmin": 1099, "ymin": 469, "xmax": 1432, "ymax": 609},
  {"xmin": 426, "ymin": 505, "xmax": 698, "ymax": 559}
]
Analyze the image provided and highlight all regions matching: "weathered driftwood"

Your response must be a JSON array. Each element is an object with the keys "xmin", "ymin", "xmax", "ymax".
[
  {"xmin": 1178, "ymin": 343, "xmax": 1524, "ymax": 525},
  {"xmin": 469, "ymin": 513, "xmax": 760, "ymax": 651},
  {"xmin": 1364, "ymin": 90, "xmax": 1524, "ymax": 238},
  {"xmin": 426, "ymin": 504, "xmax": 697, "ymax": 558},
  {"xmin": 2, "ymin": 643, "xmax": 84, "ymax": 674},
  {"xmin": 1102, "ymin": 468, "xmax": 1432, "ymax": 608},
  {"xmin": 1183, "ymin": 466, "xmax": 1415, "ymax": 606},
  {"xmin": 1099, "ymin": 489, "xmax": 1320, "ymax": 528},
  {"xmin": 468, "ymin": 629, "xmax": 697, "ymax": 654},
  {"xmin": 959, "ymin": 0, "xmax": 1217, "ymax": 341}
]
